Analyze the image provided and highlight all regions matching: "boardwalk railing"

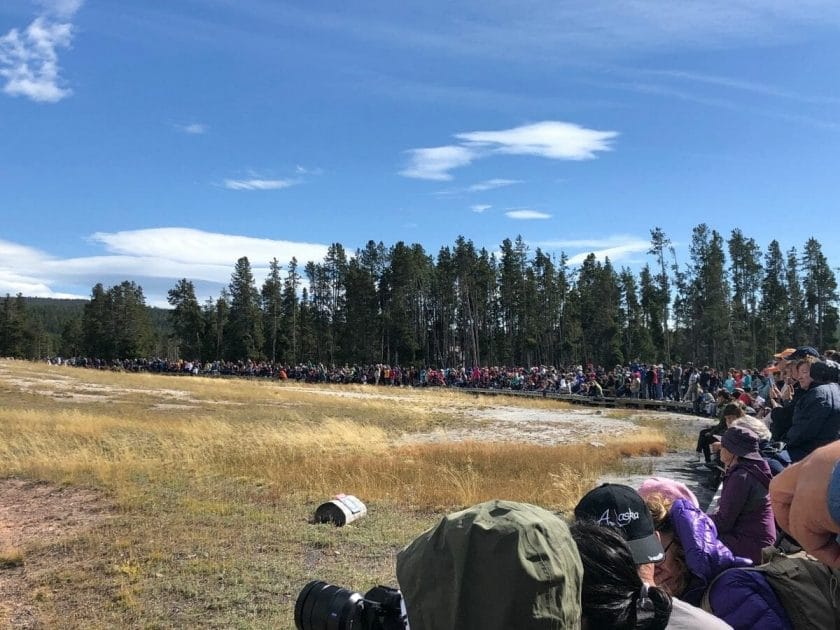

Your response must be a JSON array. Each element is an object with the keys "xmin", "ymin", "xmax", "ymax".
[{"xmin": 459, "ymin": 387, "xmax": 698, "ymax": 416}]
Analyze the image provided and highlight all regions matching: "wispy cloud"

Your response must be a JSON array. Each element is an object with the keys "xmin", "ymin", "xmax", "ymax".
[
  {"xmin": 506, "ymin": 209, "xmax": 552, "ymax": 220},
  {"xmin": 400, "ymin": 145, "xmax": 477, "ymax": 181},
  {"xmin": 634, "ymin": 68, "xmax": 840, "ymax": 106},
  {"xmin": 585, "ymin": 66, "xmax": 840, "ymax": 131},
  {"xmin": 177, "ymin": 122, "xmax": 207, "ymax": 134},
  {"xmin": 468, "ymin": 178, "xmax": 523, "ymax": 192},
  {"xmin": 434, "ymin": 178, "xmax": 523, "ymax": 196},
  {"xmin": 0, "ymin": 229, "xmax": 330, "ymax": 306},
  {"xmin": 223, "ymin": 178, "xmax": 297, "ymax": 191},
  {"xmin": 534, "ymin": 235, "xmax": 651, "ymax": 265},
  {"xmin": 295, "ymin": 165, "xmax": 324, "ymax": 176},
  {"xmin": 0, "ymin": 1, "xmax": 82, "ymax": 103},
  {"xmin": 37, "ymin": 0, "xmax": 84, "ymax": 19},
  {"xmin": 401, "ymin": 121, "xmax": 617, "ymax": 181},
  {"xmin": 471, "ymin": 204, "xmax": 491, "ymax": 213}
]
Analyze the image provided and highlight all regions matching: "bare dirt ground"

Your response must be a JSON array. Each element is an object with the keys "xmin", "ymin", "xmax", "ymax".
[{"xmin": 0, "ymin": 479, "xmax": 112, "ymax": 628}]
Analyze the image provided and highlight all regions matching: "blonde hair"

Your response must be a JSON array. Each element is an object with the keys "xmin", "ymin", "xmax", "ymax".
[
  {"xmin": 644, "ymin": 492, "xmax": 673, "ymax": 526},
  {"xmin": 732, "ymin": 416, "xmax": 771, "ymax": 441},
  {"xmin": 643, "ymin": 493, "xmax": 689, "ymax": 597}
]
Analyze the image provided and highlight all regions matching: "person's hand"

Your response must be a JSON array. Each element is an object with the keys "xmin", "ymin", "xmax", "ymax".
[{"xmin": 770, "ymin": 442, "xmax": 840, "ymax": 567}]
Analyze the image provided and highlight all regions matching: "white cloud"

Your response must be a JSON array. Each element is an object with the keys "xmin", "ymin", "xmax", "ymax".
[
  {"xmin": 223, "ymin": 178, "xmax": 297, "ymax": 190},
  {"xmin": 457, "ymin": 121, "xmax": 618, "ymax": 160},
  {"xmin": 0, "ymin": 17, "xmax": 74, "ymax": 102},
  {"xmin": 295, "ymin": 165, "xmax": 324, "ymax": 176},
  {"xmin": 401, "ymin": 121, "xmax": 616, "ymax": 181},
  {"xmin": 506, "ymin": 209, "xmax": 552, "ymax": 220},
  {"xmin": 468, "ymin": 178, "xmax": 523, "ymax": 192},
  {"xmin": 89, "ymin": 228, "xmax": 328, "ymax": 270},
  {"xmin": 533, "ymin": 235, "xmax": 651, "ymax": 265},
  {"xmin": 471, "ymin": 204, "xmax": 491, "ymax": 213},
  {"xmin": 399, "ymin": 145, "xmax": 477, "ymax": 181},
  {"xmin": 0, "ymin": 228, "xmax": 331, "ymax": 306},
  {"xmin": 37, "ymin": 0, "xmax": 84, "ymax": 19},
  {"xmin": 178, "ymin": 122, "xmax": 207, "ymax": 134}
]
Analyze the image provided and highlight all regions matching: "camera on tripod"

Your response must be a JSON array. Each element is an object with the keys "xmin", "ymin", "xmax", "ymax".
[{"xmin": 294, "ymin": 580, "xmax": 409, "ymax": 630}]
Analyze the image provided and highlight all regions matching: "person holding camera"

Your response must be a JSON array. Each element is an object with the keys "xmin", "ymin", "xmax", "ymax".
[{"xmin": 396, "ymin": 500, "xmax": 583, "ymax": 629}]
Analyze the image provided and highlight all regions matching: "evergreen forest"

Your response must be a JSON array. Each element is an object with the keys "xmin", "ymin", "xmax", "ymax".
[{"xmin": 1, "ymin": 224, "xmax": 837, "ymax": 369}]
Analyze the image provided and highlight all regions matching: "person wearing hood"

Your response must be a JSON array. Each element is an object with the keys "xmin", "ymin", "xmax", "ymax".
[
  {"xmin": 396, "ymin": 500, "xmax": 582, "ymax": 629},
  {"xmin": 709, "ymin": 426, "xmax": 776, "ymax": 563}
]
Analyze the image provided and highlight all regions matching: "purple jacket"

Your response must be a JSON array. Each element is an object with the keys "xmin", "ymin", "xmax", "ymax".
[
  {"xmin": 707, "ymin": 569, "xmax": 792, "ymax": 630},
  {"xmin": 710, "ymin": 458, "xmax": 776, "ymax": 564},
  {"xmin": 669, "ymin": 499, "xmax": 751, "ymax": 605}
]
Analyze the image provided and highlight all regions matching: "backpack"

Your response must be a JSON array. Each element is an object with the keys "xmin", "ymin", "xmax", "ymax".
[{"xmin": 702, "ymin": 550, "xmax": 840, "ymax": 629}]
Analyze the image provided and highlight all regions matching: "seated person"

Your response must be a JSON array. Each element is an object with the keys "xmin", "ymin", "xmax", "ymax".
[
  {"xmin": 782, "ymin": 359, "xmax": 840, "ymax": 463},
  {"xmin": 704, "ymin": 546, "xmax": 840, "ymax": 629},
  {"xmin": 639, "ymin": 480, "xmax": 751, "ymax": 605},
  {"xmin": 569, "ymin": 521, "xmax": 673, "ymax": 630},
  {"xmin": 696, "ymin": 397, "xmax": 736, "ymax": 464},
  {"xmin": 573, "ymin": 484, "xmax": 731, "ymax": 629},
  {"xmin": 730, "ymin": 416, "xmax": 789, "ymax": 475},
  {"xmin": 396, "ymin": 499, "xmax": 582, "ymax": 629},
  {"xmin": 709, "ymin": 426, "xmax": 776, "ymax": 563}
]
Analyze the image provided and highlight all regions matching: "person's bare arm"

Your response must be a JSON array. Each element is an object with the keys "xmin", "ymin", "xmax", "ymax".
[{"xmin": 770, "ymin": 442, "xmax": 840, "ymax": 567}]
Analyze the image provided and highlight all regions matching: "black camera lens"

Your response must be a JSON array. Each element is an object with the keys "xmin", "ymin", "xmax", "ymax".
[{"xmin": 295, "ymin": 580, "xmax": 364, "ymax": 630}]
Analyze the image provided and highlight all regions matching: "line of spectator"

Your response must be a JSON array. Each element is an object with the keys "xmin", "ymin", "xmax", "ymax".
[{"xmin": 42, "ymin": 356, "xmax": 783, "ymax": 404}]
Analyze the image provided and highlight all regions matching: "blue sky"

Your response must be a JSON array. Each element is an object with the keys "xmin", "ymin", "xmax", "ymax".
[{"xmin": 2, "ymin": 0, "xmax": 840, "ymax": 307}]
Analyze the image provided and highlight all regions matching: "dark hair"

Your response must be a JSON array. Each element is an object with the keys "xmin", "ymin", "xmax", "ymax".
[
  {"xmin": 810, "ymin": 361, "xmax": 840, "ymax": 384},
  {"xmin": 570, "ymin": 521, "xmax": 672, "ymax": 630},
  {"xmin": 722, "ymin": 402, "xmax": 745, "ymax": 418}
]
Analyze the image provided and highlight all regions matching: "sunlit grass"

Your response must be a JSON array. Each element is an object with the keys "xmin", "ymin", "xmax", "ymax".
[{"xmin": 0, "ymin": 360, "xmax": 669, "ymax": 627}]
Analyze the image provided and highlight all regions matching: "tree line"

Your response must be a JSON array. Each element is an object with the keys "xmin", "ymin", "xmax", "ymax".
[{"xmin": 1, "ymin": 224, "xmax": 837, "ymax": 369}]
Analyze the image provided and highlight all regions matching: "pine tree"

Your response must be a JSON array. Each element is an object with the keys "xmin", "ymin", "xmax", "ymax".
[
  {"xmin": 0, "ymin": 293, "xmax": 31, "ymax": 357},
  {"xmin": 109, "ymin": 281, "xmax": 152, "ymax": 358},
  {"xmin": 282, "ymin": 257, "xmax": 302, "ymax": 364},
  {"xmin": 226, "ymin": 257, "xmax": 263, "ymax": 361},
  {"xmin": 727, "ymin": 229, "xmax": 762, "ymax": 366},
  {"xmin": 82, "ymin": 283, "xmax": 112, "ymax": 358},
  {"xmin": 802, "ymin": 238, "xmax": 839, "ymax": 349},
  {"xmin": 759, "ymin": 240, "xmax": 788, "ymax": 357},
  {"xmin": 261, "ymin": 259, "xmax": 283, "ymax": 363},
  {"xmin": 648, "ymin": 228, "xmax": 672, "ymax": 362},
  {"xmin": 168, "ymin": 278, "xmax": 204, "ymax": 360},
  {"xmin": 786, "ymin": 247, "xmax": 808, "ymax": 345}
]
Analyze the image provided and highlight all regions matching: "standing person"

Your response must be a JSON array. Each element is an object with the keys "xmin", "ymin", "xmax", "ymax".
[
  {"xmin": 671, "ymin": 364, "xmax": 683, "ymax": 400},
  {"xmin": 630, "ymin": 372, "xmax": 642, "ymax": 398},
  {"xmin": 710, "ymin": 426, "xmax": 776, "ymax": 564}
]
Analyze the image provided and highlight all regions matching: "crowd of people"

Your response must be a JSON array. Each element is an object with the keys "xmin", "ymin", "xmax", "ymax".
[
  {"xmin": 394, "ymin": 441, "xmax": 840, "ymax": 629},
  {"xmin": 43, "ymin": 345, "xmax": 840, "ymax": 628},
  {"xmin": 44, "ymin": 356, "xmax": 792, "ymax": 410},
  {"xmin": 301, "ymin": 343, "xmax": 840, "ymax": 629}
]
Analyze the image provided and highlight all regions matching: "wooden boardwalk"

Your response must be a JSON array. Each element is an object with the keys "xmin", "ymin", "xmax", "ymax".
[{"xmin": 459, "ymin": 388, "xmax": 698, "ymax": 415}]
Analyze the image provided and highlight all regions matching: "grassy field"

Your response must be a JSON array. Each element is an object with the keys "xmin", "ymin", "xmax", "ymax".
[{"xmin": 0, "ymin": 360, "xmax": 670, "ymax": 628}]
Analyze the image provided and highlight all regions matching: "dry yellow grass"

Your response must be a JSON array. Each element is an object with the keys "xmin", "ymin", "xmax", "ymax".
[{"xmin": 0, "ymin": 360, "xmax": 668, "ymax": 627}]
